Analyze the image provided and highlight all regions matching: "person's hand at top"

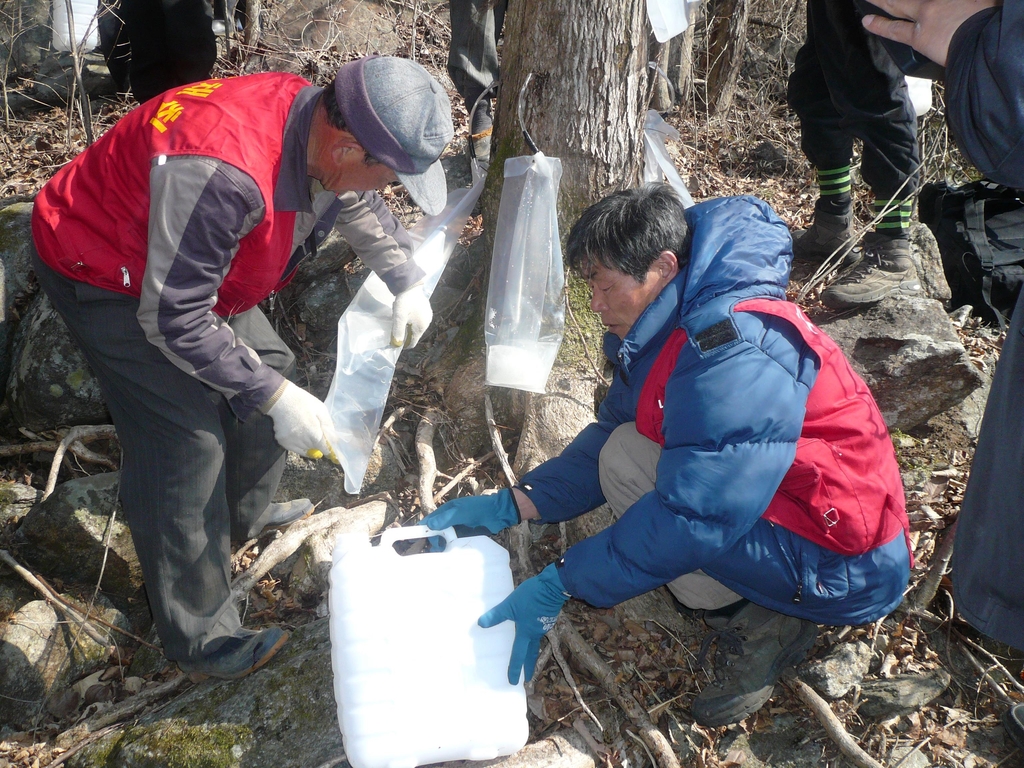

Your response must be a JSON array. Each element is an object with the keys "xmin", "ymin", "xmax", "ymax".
[{"xmin": 862, "ymin": 0, "xmax": 1002, "ymax": 67}]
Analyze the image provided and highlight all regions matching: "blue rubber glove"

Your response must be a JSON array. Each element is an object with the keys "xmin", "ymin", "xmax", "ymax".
[
  {"xmin": 479, "ymin": 563, "xmax": 571, "ymax": 685},
  {"xmin": 421, "ymin": 489, "xmax": 520, "ymax": 534}
]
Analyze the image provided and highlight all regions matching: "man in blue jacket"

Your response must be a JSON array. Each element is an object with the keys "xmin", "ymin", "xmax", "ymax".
[{"xmin": 424, "ymin": 184, "xmax": 912, "ymax": 727}]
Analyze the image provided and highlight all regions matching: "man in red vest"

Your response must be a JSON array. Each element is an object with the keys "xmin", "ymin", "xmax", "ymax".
[
  {"xmin": 424, "ymin": 184, "xmax": 911, "ymax": 727},
  {"xmin": 31, "ymin": 56, "xmax": 453, "ymax": 679}
]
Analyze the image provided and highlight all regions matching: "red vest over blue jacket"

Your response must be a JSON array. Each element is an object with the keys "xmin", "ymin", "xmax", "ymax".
[
  {"xmin": 636, "ymin": 298, "xmax": 911, "ymax": 560},
  {"xmin": 32, "ymin": 73, "xmax": 309, "ymax": 317}
]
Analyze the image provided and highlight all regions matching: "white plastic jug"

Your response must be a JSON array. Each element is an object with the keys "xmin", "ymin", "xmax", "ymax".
[
  {"xmin": 643, "ymin": 109, "xmax": 695, "ymax": 208},
  {"xmin": 485, "ymin": 152, "xmax": 565, "ymax": 393},
  {"xmin": 329, "ymin": 526, "xmax": 528, "ymax": 768},
  {"xmin": 51, "ymin": 0, "xmax": 98, "ymax": 51}
]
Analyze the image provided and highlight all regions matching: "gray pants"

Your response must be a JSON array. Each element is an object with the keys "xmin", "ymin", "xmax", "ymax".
[
  {"xmin": 598, "ymin": 422, "xmax": 743, "ymax": 611},
  {"xmin": 34, "ymin": 253, "xmax": 293, "ymax": 662},
  {"xmin": 447, "ymin": 0, "xmax": 505, "ymax": 107}
]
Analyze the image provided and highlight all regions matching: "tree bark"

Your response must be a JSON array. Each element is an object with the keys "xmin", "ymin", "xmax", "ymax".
[{"xmin": 705, "ymin": 0, "xmax": 749, "ymax": 115}]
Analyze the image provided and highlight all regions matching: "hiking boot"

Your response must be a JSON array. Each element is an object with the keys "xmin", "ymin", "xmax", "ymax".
[
  {"xmin": 178, "ymin": 627, "xmax": 289, "ymax": 680},
  {"xmin": 469, "ymin": 100, "xmax": 493, "ymax": 164},
  {"xmin": 821, "ymin": 232, "xmax": 922, "ymax": 309},
  {"xmin": 691, "ymin": 602, "xmax": 817, "ymax": 727},
  {"xmin": 792, "ymin": 211, "xmax": 860, "ymax": 268},
  {"xmin": 245, "ymin": 499, "xmax": 314, "ymax": 540},
  {"xmin": 1004, "ymin": 703, "xmax": 1024, "ymax": 752}
]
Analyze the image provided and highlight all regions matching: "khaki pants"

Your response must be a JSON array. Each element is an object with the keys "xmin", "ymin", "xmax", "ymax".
[{"xmin": 598, "ymin": 422, "xmax": 743, "ymax": 610}]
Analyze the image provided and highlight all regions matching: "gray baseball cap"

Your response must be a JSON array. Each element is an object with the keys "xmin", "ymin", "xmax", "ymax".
[{"xmin": 334, "ymin": 56, "xmax": 454, "ymax": 215}]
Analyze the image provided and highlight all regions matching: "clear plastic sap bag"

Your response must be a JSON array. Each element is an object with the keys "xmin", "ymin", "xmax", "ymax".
[
  {"xmin": 485, "ymin": 152, "xmax": 565, "ymax": 393},
  {"xmin": 326, "ymin": 164, "xmax": 487, "ymax": 494},
  {"xmin": 643, "ymin": 109, "xmax": 695, "ymax": 208},
  {"xmin": 647, "ymin": 0, "xmax": 701, "ymax": 42}
]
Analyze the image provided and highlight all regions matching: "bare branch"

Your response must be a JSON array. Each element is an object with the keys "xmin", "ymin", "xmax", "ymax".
[
  {"xmin": 787, "ymin": 677, "xmax": 885, "ymax": 768},
  {"xmin": 416, "ymin": 409, "xmax": 442, "ymax": 514}
]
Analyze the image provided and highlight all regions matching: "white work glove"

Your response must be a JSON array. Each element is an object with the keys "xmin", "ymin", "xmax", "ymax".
[
  {"xmin": 391, "ymin": 284, "xmax": 432, "ymax": 348},
  {"xmin": 265, "ymin": 382, "xmax": 339, "ymax": 462}
]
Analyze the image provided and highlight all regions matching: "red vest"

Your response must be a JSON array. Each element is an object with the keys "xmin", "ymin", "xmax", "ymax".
[
  {"xmin": 637, "ymin": 299, "xmax": 911, "ymax": 559},
  {"xmin": 32, "ymin": 73, "xmax": 309, "ymax": 317}
]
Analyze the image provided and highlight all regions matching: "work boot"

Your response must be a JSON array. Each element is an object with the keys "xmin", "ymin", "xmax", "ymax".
[
  {"xmin": 178, "ymin": 627, "xmax": 289, "ymax": 680},
  {"xmin": 1004, "ymin": 703, "xmax": 1024, "ymax": 752},
  {"xmin": 691, "ymin": 602, "xmax": 817, "ymax": 727},
  {"xmin": 792, "ymin": 211, "xmax": 860, "ymax": 268},
  {"xmin": 469, "ymin": 100, "xmax": 493, "ymax": 165},
  {"xmin": 245, "ymin": 499, "xmax": 314, "ymax": 540},
  {"xmin": 821, "ymin": 232, "xmax": 922, "ymax": 310}
]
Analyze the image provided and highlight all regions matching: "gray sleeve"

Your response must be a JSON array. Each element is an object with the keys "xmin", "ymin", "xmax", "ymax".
[
  {"xmin": 332, "ymin": 190, "xmax": 425, "ymax": 293},
  {"xmin": 138, "ymin": 155, "xmax": 286, "ymax": 421},
  {"xmin": 946, "ymin": 3, "xmax": 1024, "ymax": 188}
]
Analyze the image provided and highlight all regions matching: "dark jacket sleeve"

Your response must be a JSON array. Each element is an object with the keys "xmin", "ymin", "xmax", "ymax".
[
  {"xmin": 946, "ymin": 2, "xmax": 1024, "ymax": 188},
  {"xmin": 558, "ymin": 315, "xmax": 817, "ymax": 608}
]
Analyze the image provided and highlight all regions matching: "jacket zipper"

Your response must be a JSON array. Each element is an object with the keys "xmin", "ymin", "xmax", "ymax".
[{"xmin": 120, "ymin": 266, "xmax": 131, "ymax": 288}]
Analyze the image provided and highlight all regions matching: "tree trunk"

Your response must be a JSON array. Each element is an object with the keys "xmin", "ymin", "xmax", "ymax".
[
  {"xmin": 705, "ymin": 0, "xmax": 748, "ymax": 115},
  {"xmin": 669, "ymin": 23, "xmax": 698, "ymax": 109},
  {"xmin": 437, "ymin": 0, "xmax": 651, "ymax": 474}
]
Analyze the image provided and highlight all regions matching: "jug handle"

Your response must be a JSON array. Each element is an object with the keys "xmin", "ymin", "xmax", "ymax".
[{"xmin": 379, "ymin": 524, "xmax": 458, "ymax": 552}]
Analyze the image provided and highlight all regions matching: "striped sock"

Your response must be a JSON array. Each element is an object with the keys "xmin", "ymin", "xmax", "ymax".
[
  {"xmin": 873, "ymin": 197, "xmax": 913, "ymax": 237},
  {"xmin": 815, "ymin": 165, "xmax": 852, "ymax": 216}
]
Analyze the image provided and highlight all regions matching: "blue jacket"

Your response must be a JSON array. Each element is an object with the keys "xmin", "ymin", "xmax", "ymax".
[{"xmin": 520, "ymin": 196, "xmax": 909, "ymax": 626}]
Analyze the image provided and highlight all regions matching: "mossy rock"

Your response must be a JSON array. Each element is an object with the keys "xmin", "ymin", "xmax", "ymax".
[
  {"xmin": 15, "ymin": 472, "xmax": 143, "ymax": 603},
  {"xmin": 70, "ymin": 620, "xmax": 344, "ymax": 768}
]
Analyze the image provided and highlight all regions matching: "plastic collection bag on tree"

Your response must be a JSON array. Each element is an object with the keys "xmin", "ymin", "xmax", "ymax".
[
  {"xmin": 647, "ymin": 0, "xmax": 702, "ymax": 43},
  {"xmin": 484, "ymin": 152, "xmax": 565, "ymax": 393},
  {"xmin": 905, "ymin": 76, "xmax": 933, "ymax": 119},
  {"xmin": 326, "ymin": 163, "xmax": 487, "ymax": 494},
  {"xmin": 643, "ymin": 109, "xmax": 695, "ymax": 208},
  {"xmin": 52, "ymin": 0, "xmax": 98, "ymax": 50}
]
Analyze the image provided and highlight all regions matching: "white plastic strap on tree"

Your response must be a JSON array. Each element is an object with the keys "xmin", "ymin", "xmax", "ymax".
[
  {"xmin": 326, "ymin": 161, "xmax": 487, "ymax": 494},
  {"xmin": 647, "ymin": 0, "xmax": 701, "ymax": 43},
  {"xmin": 643, "ymin": 109, "xmax": 695, "ymax": 208},
  {"xmin": 484, "ymin": 151, "xmax": 565, "ymax": 394}
]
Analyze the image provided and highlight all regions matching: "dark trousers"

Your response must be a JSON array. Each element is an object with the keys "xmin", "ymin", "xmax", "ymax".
[
  {"xmin": 787, "ymin": 0, "xmax": 919, "ymax": 201},
  {"xmin": 34, "ymin": 252, "xmax": 293, "ymax": 662},
  {"xmin": 447, "ymin": 0, "xmax": 506, "ymax": 108},
  {"xmin": 100, "ymin": 0, "xmax": 217, "ymax": 103}
]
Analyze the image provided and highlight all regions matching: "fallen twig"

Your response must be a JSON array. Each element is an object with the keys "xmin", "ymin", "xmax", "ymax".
[
  {"xmin": 961, "ymin": 645, "xmax": 1013, "ymax": 704},
  {"xmin": 484, "ymin": 393, "xmax": 516, "ymax": 487},
  {"xmin": 550, "ymin": 630, "xmax": 603, "ymax": 732},
  {"xmin": 432, "ymin": 451, "xmax": 495, "ymax": 506},
  {"xmin": 43, "ymin": 425, "xmax": 120, "ymax": 501},
  {"xmin": 906, "ymin": 521, "xmax": 956, "ymax": 614},
  {"xmin": 954, "ymin": 630, "xmax": 1024, "ymax": 695},
  {"xmin": 415, "ymin": 409, "xmax": 442, "ymax": 514},
  {"xmin": 230, "ymin": 501, "xmax": 388, "ymax": 601},
  {"xmin": 55, "ymin": 675, "xmax": 192, "ymax": 751},
  {"xmin": 0, "ymin": 548, "xmax": 114, "ymax": 649},
  {"xmin": 485, "ymin": 393, "xmax": 534, "ymax": 576},
  {"xmin": 787, "ymin": 677, "xmax": 885, "ymax": 768},
  {"xmin": 552, "ymin": 621, "xmax": 680, "ymax": 768}
]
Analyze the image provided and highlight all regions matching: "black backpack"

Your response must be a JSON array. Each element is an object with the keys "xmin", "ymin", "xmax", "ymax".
[{"xmin": 919, "ymin": 180, "xmax": 1024, "ymax": 328}]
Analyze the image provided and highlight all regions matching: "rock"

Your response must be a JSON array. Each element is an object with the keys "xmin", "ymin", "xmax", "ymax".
[
  {"xmin": 0, "ymin": 202, "xmax": 39, "ymax": 391},
  {"xmin": 7, "ymin": 292, "xmax": 109, "ymax": 432},
  {"xmin": 70, "ymin": 619, "xmax": 345, "ymax": 768},
  {"xmin": 819, "ymin": 294, "xmax": 984, "ymax": 430},
  {"xmin": 0, "ymin": 573, "xmax": 38, "ymax": 621},
  {"xmin": 948, "ymin": 369, "xmax": 992, "ymax": 441},
  {"xmin": 15, "ymin": 472, "xmax": 144, "ymax": 604},
  {"xmin": 0, "ymin": 480, "xmax": 42, "ymax": 526},
  {"xmin": 888, "ymin": 743, "xmax": 931, "ymax": 768},
  {"xmin": 909, "ymin": 222, "xmax": 952, "ymax": 303},
  {"xmin": 361, "ymin": 439, "xmax": 406, "ymax": 496},
  {"xmin": 857, "ymin": 668, "xmax": 952, "ymax": 718},
  {"xmin": 0, "ymin": 597, "xmax": 129, "ymax": 729},
  {"xmin": 2, "ymin": 52, "xmax": 119, "ymax": 112},
  {"xmin": 799, "ymin": 640, "xmax": 872, "ymax": 699},
  {"xmin": 0, "ymin": 0, "xmax": 51, "ymax": 74},
  {"xmin": 275, "ymin": 454, "xmax": 352, "ymax": 513},
  {"xmin": 296, "ymin": 272, "xmax": 355, "ymax": 335}
]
